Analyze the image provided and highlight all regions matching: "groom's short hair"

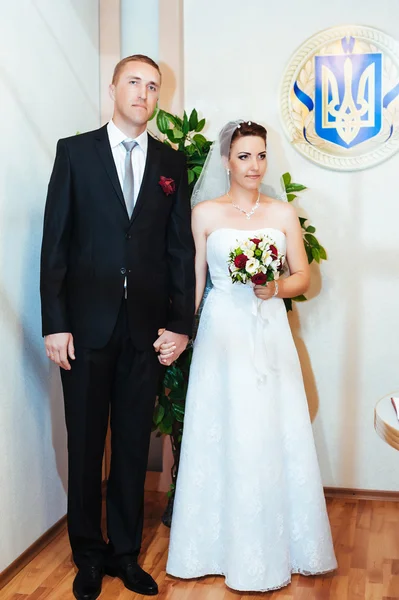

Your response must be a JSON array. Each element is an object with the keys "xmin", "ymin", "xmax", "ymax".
[{"xmin": 112, "ymin": 54, "xmax": 162, "ymax": 84}]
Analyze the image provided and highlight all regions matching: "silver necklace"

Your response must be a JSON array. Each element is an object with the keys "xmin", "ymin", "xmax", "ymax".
[{"xmin": 227, "ymin": 191, "xmax": 260, "ymax": 220}]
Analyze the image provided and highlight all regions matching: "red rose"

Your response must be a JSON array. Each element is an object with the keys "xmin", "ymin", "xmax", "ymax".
[
  {"xmin": 251, "ymin": 272, "xmax": 267, "ymax": 285},
  {"xmin": 159, "ymin": 176, "xmax": 176, "ymax": 196},
  {"xmin": 250, "ymin": 238, "xmax": 262, "ymax": 245},
  {"xmin": 234, "ymin": 254, "xmax": 248, "ymax": 269},
  {"xmin": 270, "ymin": 245, "xmax": 278, "ymax": 259}
]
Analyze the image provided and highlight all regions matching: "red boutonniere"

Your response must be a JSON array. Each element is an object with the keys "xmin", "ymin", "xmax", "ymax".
[{"xmin": 159, "ymin": 176, "xmax": 176, "ymax": 196}]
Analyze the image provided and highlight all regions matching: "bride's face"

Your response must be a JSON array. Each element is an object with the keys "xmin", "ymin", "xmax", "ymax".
[{"xmin": 228, "ymin": 136, "xmax": 267, "ymax": 191}]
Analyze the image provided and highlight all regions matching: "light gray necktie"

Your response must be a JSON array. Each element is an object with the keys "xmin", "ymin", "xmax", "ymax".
[{"xmin": 122, "ymin": 140, "xmax": 137, "ymax": 218}]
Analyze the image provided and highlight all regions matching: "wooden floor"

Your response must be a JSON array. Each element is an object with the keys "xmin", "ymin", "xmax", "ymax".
[{"xmin": 1, "ymin": 493, "xmax": 399, "ymax": 599}]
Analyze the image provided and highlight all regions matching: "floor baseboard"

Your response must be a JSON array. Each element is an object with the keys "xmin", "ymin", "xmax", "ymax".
[{"xmin": 324, "ymin": 486, "xmax": 399, "ymax": 502}]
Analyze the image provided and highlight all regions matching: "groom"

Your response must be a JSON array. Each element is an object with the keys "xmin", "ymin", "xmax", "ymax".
[{"xmin": 40, "ymin": 54, "xmax": 195, "ymax": 599}]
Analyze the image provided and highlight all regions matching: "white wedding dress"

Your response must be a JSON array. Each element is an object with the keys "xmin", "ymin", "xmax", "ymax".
[{"xmin": 166, "ymin": 227, "xmax": 337, "ymax": 592}]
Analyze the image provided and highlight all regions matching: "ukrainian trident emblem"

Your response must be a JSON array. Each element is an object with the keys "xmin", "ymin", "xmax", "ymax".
[{"xmin": 281, "ymin": 26, "xmax": 399, "ymax": 170}]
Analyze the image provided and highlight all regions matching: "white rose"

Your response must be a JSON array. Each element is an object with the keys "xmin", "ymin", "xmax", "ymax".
[
  {"xmin": 258, "ymin": 240, "xmax": 267, "ymax": 251},
  {"xmin": 245, "ymin": 258, "xmax": 260, "ymax": 275},
  {"xmin": 241, "ymin": 241, "xmax": 255, "ymax": 258},
  {"xmin": 271, "ymin": 259, "xmax": 280, "ymax": 271}
]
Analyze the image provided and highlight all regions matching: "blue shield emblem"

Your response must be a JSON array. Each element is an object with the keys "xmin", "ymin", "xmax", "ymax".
[{"xmin": 314, "ymin": 52, "xmax": 382, "ymax": 148}]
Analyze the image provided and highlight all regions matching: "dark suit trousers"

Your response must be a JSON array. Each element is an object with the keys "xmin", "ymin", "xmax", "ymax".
[{"xmin": 60, "ymin": 300, "xmax": 162, "ymax": 567}]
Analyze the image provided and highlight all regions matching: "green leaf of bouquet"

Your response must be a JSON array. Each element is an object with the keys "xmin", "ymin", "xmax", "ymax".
[
  {"xmin": 293, "ymin": 294, "xmax": 307, "ymax": 302},
  {"xmin": 287, "ymin": 193, "xmax": 296, "ymax": 202},
  {"xmin": 187, "ymin": 169, "xmax": 195, "ymax": 184},
  {"xmin": 306, "ymin": 226, "xmax": 316, "ymax": 233},
  {"xmin": 312, "ymin": 247, "xmax": 321, "ymax": 263},
  {"xmin": 189, "ymin": 108, "xmax": 199, "ymax": 130},
  {"xmin": 193, "ymin": 165, "xmax": 203, "ymax": 175},
  {"xmin": 299, "ymin": 217, "xmax": 308, "ymax": 228},
  {"xmin": 285, "ymin": 183, "xmax": 307, "ymax": 193},
  {"xmin": 195, "ymin": 118, "xmax": 206, "ymax": 132},
  {"xmin": 282, "ymin": 172, "xmax": 291, "ymax": 187},
  {"xmin": 304, "ymin": 233, "xmax": 320, "ymax": 247}
]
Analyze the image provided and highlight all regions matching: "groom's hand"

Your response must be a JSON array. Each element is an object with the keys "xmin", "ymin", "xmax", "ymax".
[
  {"xmin": 45, "ymin": 332, "xmax": 75, "ymax": 370},
  {"xmin": 153, "ymin": 329, "xmax": 188, "ymax": 366}
]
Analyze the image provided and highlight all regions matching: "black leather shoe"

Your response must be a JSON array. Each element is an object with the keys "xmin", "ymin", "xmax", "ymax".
[
  {"xmin": 73, "ymin": 565, "xmax": 103, "ymax": 600},
  {"xmin": 105, "ymin": 561, "xmax": 158, "ymax": 595}
]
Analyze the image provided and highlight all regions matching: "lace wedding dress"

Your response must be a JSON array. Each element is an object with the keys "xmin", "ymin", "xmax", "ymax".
[{"xmin": 166, "ymin": 227, "xmax": 337, "ymax": 592}]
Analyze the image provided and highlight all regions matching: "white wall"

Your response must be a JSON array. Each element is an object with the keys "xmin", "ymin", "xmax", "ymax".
[
  {"xmin": 184, "ymin": 0, "xmax": 399, "ymax": 490},
  {"xmin": 0, "ymin": 0, "xmax": 99, "ymax": 572}
]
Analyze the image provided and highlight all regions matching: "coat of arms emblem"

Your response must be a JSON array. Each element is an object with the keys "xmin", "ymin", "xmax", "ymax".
[{"xmin": 280, "ymin": 26, "xmax": 399, "ymax": 170}]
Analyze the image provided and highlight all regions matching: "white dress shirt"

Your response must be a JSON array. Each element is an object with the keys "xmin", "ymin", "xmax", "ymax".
[{"xmin": 107, "ymin": 119, "xmax": 148, "ymax": 205}]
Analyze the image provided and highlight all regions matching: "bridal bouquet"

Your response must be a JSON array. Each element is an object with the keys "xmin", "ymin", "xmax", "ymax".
[{"xmin": 228, "ymin": 233, "xmax": 285, "ymax": 285}]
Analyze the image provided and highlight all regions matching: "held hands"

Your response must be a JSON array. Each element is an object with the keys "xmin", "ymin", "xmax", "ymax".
[
  {"xmin": 254, "ymin": 280, "xmax": 278, "ymax": 301},
  {"xmin": 45, "ymin": 332, "xmax": 75, "ymax": 370},
  {"xmin": 154, "ymin": 329, "xmax": 189, "ymax": 366}
]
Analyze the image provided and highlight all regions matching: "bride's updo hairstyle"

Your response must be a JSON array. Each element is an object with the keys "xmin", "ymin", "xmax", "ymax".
[{"xmin": 219, "ymin": 120, "xmax": 267, "ymax": 158}]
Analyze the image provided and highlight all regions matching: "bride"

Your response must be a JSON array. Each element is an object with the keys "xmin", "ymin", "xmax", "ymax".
[{"xmin": 163, "ymin": 120, "xmax": 337, "ymax": 592}]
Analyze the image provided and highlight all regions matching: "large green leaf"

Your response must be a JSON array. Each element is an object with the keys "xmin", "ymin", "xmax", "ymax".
[
  {"xmin": 166, "ymin": 128, "xmax": 178, "ymax": 143},
  {"xmin": 304, "ymin": 233, "xmax": 320, "ymax": 247},
  {"xmin": 195, "ymin": 118, "xmax": 206, "ymax": 132},
  {"xmin": 284, "ymin": 298, "xmax": 292, "ymax": 311},
  {"xmin": 173, "ymin": 128, "xmax": 184, "ymax": 139},
  {"xmin": 189, "ymin": 108, "xmax": 198, "ymax": 130},
  {"xmin": 182, "ymin": 111, "xmax": 189, "ymax": 135},
  {"xmin": 293, "ymin": 294, "xmax": 307, "ymax": 302},
  {"xmin": 287, "ymin": 193, "xmax": 296, "ymax": 202},
  {"xmin": 312, "ymin": 247, "xmax": 321, "ymax": 263},
  {"xmin": 163, "ymin": 366, "xmax": 184, "ymax": 390},
  {"xmin": 153, "ymin": 404, "xmax": 165, "ymax": 426},
  {"xmin": 172, "ymin": 403, "xmax": 185, "ymax": 422},
  {"xmin": 319, "ymin": 246, "xmax": 327, "ymax": 260},
  {"xmin": 306, "ymin": 225, "xmax": 316, "ymax": 233},
  {"xmin": 282, "ymin": 172, "xmax": 291, "ymax": 187},
  {"xmin": 285, "ymin": 183, "xmax": 307, "ymax": 193},
  {"xmin": 193, "ymin": 134, "xmax": 207, "ymax": 148},
  {"xmin": 187, "ymin": 155, "xmax": 207, "ymax": 167},
  {"xmin": 305, "ymin": 244, "xmax": 314, "ymax": 264},
  {"xmin": 157, "ymin": 110, "xmax": 170, "ymax": 134},
  {"xmin": 299, "ymin": 217, "xmax": 308, "ymax": 228}
]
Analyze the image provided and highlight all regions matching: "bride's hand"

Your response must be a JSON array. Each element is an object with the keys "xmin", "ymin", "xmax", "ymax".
[{"xmin": 254, "ymin": 281, "xmax": 277, "ymax": 301}]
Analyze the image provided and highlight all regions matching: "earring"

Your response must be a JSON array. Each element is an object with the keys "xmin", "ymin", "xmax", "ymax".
[{"xmin": 227, "ymin": 169, "xmax": 230, "ymax": 176}]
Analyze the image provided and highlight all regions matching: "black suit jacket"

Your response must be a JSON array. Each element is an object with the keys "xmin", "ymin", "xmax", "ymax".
[{"xmin": 40, "ymin": 124, "xmax": 195, "ymax": 349}]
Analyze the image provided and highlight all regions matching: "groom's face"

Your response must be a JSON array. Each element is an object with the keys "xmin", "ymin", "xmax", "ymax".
[{"xmin": 110, "ymin": 61, "xmax": 160, "ymax": 126}]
